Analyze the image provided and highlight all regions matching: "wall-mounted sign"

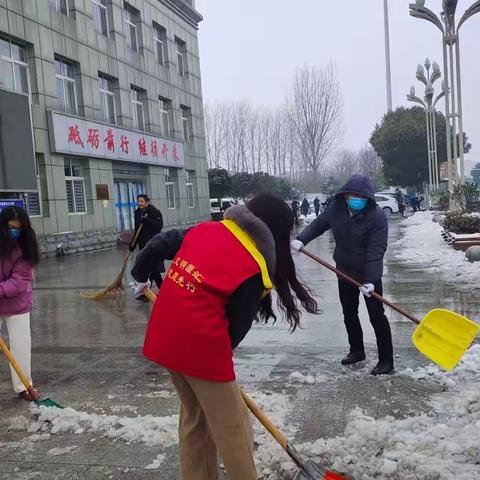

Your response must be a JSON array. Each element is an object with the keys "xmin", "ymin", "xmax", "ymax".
[
  {"xmin": 0, "ymin": 89, "xmax": 36, "ymax": 191},
  {"xmin": 0, "ymin": 199, "xmax": 25, "ymax": 212},
  {"xmin": 47, "ymin": 111, "xmax": 185, "ymax": 168},
  {"xmin": 96, "ymin": 184, "xmax": 110, "ymax": 200}
]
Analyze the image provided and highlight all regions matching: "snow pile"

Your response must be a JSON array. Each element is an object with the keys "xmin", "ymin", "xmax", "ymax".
[
  {"xmin": 298, "ymin": 345, "xmax": 480, "ymax": 479},
  {"xmin": 47, "ymin": 445, "xmax": 78, "ymax": 456},
  {"xmin": 288, "ymin": 371, "xmax": 316, "ymax": 385},
  {"xmin": 26, "ymin": 407, "xmax": 179, "ymax": 448},
  {"xmin": 393, "ymin": 211, "xmax": 479, "ymax": 286},
  {"xmin": 250, "ymin": 391, "xmax": 297, "ymax": 479},
  {"xmin": 144, "ymin": 453, "xmax": 166, "ymax": 470}
]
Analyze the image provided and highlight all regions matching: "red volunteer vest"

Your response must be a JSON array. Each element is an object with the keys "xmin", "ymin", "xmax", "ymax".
[{"xmin": 143, "ymin": 221, "xmax": 271, "ymax": 382}]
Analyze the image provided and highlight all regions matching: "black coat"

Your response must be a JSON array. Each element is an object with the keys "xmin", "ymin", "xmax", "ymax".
[
  {"xmin": 297, "ymin": 175, "xmax": 388, "ymax": 283},
  {"xmin": 134, "ymin": 204, "xmax": 163, "ymax": 250}
]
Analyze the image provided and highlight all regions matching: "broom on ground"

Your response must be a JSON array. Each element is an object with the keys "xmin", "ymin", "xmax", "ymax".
[{"xmin": 83, "ymin": 222, "xmax": 144, "ymax": 300}]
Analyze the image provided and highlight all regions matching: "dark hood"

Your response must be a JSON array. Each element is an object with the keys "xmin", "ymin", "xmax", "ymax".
[{"xmin": 336, "ymin": 175, "xmax": 375, "ymax": 202}]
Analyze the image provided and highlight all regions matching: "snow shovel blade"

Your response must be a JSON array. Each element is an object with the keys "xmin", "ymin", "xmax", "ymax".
[
  {"xmin": 35, "ymin": 397, "xmax": 64, "ymax": 409},
  {"xmin": 294, "ymin": 460, "xmax": 353, "ymax": 480},
  {"xmin": 412, "ymin": 308, "xmax": 480, "ymax": 371}
]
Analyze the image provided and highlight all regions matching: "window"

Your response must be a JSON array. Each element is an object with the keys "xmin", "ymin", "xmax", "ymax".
[
  {"xmin": 165, "ymin": 168, "xmax": 176, "ymax": 209},
  {"xmin": 65, "ymin": 159, "xmax": 87, "ymax": 214},
  {"xmin": 153, "ymin": 23, "xmax": 167, "ymax": 66},
  {"xmin": 124, "ymin": 5, "xmax": 139, "ymax": 52},
  {"xmin": 92, "ymin": 0, "xmax": 109, "ymax": 36},
  {"xmin": 99, "ymin": 73, "xmax": 116, "ymax": 124},
  {"xmin": 55, "ymin": 57, "xmax": 77, "ymax": 114},
  {"xmin": 186, "ymin": 170, "xmax": 195, "ymax": 209},
  {"xmin": 49, "ymin": 0, "xmax": 68, "ymax": 15},
  {"xmin": 181, "ymin": 105, "xmax": 193, "ymax": 142},
  {"xmin": 0, "ymin": 37, "xmax": 29, "ymax": 94},
  {"xmin": 175, "ymin": 38, "xmax": 186, "ymax": 76},
  {"xmin": 159, "ymin": 97, "xmax": 172, "ymax": 137},
  {"xmin": 131, "ymin": 86, "xmax": 146, "ymax": 131}
]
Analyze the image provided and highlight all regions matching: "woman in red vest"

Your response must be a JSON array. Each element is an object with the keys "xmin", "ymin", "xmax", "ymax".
[{"xmin": 132, "ymin": 193, "xmax": 317, "ymax": 480}]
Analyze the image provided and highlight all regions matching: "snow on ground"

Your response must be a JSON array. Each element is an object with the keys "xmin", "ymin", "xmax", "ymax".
[
  {"xmin": 7, "ymin": 347, "xmax": 480, "ymax": 478},
  {"xmin": 297, "ymin": 345, "xmax": 480, "ymax": 479},
  {"xmin": 393, "ymin": 211, "xmax": 479, "ymax": 286},
  {"xmin": 288, "ymin": 371, "xmax": 316, "ymax": 385}
]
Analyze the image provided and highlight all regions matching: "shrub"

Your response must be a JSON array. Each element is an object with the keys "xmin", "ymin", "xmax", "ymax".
[{"xmin": 444, "ymin": 212, "xmax": 480, "ymax": 234}]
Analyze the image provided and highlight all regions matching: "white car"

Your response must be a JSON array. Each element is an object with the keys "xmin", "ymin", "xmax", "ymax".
[{"xmin": 375, "ymin": 194, "xmax": 399, "ymax": 216}]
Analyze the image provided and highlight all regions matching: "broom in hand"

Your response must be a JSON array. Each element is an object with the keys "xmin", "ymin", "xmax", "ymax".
[{"xmin": 84, "ymin": 218, "xmax": 145, "ymax": 300}]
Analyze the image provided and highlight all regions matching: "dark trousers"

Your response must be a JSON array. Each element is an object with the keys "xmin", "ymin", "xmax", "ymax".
[
  {"xmin": 149, "ymin": 271, "xmax": 163, "ymax": 289},
  {"xmin": 338, "ymin": 279, "xmax": 393, "ymax": 362}
]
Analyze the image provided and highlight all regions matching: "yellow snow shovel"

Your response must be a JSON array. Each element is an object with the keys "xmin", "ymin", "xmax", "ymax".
[{"xmin": 301, "ymin": 248, "xmax": 480, "ymax": 371}]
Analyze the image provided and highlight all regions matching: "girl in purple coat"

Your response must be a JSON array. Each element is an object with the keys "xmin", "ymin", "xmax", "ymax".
[{"xmin": 0, "ymin": 206, "xmax": 40, "ymax": 400}]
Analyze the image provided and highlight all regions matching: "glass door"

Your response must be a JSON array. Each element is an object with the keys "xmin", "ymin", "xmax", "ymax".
[{"xmin": 114, "ymin": 180, "xmax": 145, "ymax": 231}]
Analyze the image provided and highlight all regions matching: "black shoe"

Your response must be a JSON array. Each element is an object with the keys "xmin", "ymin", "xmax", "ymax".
[
  {"xmin": 371, "ymin": 360, "xmax": 395, "ymax": 375},
  {"xmin": 341, "ymin": 351, "xmax": 366, "ymax": 365},
  {"xmin": 135, "ymin": 294, "xmax": 149, "ymax": 303}
]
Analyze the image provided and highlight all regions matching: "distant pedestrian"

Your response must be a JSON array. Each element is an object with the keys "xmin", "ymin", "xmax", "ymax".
[
  {"xmin": 313, "ymin": 197, "xmax": 321, "ymax": 217},
  {"xmin": 292, "ymin": 175, "xmax": 394, "ymax": 375},
  {"xmin": 291, "ymin": 199, "xmax": 300, "ymax": 226},
  {"xmin": 0, "ymin": 206, "xmax": 40, "ymax": 401},
  {"xmin": 134, "ymin": 195, "xmax": 164, "ymax": 290},
  {"xmin": 132, "ymin": 193, "xmax": 318, "ymax": 480},
  {"xmin": 395, "ymin": 188, "xmax": 405, "ymax": 217},
  {"xmin": 301, "ymin": 198, "xmax": 310, "ymax": 217}
]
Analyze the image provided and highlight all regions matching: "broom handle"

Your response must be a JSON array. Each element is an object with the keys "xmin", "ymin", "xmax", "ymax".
[
  {"xmin": 129, "ymin": 220, "xmax": 146, "ymax": 252},
  {"xmin": 301, "ymin": 248, "xmax": 421, "ymax": 325},
  {"xmin": 142, "ymin": 288, "xmax": 289, "ymax": 449},
  {"xmin": 0, "ymin": 336, "xmax": 32, "ymax": 390}
]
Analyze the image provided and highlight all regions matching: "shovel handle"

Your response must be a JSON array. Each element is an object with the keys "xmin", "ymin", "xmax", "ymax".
[
  {"xmin": 301, "ymin": 248, "xmax": 421, "ymax": 325},
  {"xmin": 0, "ymin": 336, "xmax": 32, "ymax": 391},
  {"xmin": 239, "ymin": 387, "xmax": 288, "ymax": 450}
]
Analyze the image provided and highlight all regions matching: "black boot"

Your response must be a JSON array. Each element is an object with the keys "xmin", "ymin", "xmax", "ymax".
[
  {"xmin": 371, "ymin": 360, "xmax": 395, "ymax": 375},
  {"xmin": 341, "ymin": 351, "xmax": 366, "ymax": 365}
]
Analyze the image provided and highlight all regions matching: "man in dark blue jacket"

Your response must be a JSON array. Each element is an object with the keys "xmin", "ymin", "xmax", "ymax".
[{"xmin": 291, "ymin": 175, "xmax": 394, "ymax": 375}]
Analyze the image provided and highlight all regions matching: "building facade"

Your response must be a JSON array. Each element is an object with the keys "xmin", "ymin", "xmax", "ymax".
[{"xmin": 0, "ymin": 0, "xmax": 209, "ymax": 255}]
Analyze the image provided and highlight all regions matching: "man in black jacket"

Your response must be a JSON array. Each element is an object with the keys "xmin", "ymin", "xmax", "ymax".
[
  {"xmin": 134, "ymin": 194, "xmax": 164, "ymax": 289},
  {"xmin": 291, "ymin": 175, "xmax": 394, "ymax": 375}
]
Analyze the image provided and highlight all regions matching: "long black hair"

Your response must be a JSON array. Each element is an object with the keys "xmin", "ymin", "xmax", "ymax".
[
  {"xmin": 247, "ymin": 193, "xmax": 318, "ymax": 331},
  {"xmin": 0, "ymin": 206, "xmax": 40, "ymax": 265}
]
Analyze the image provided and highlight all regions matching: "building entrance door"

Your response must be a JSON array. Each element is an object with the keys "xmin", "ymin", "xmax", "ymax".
[{"xmin": 114, "ymin": 180, "xmax": 145, "ymax": 231}]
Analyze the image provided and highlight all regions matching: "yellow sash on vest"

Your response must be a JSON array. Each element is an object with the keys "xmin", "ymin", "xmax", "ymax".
[{"xmin": 221, "ymin": 219, "xmax": 273, "ymax": 291}]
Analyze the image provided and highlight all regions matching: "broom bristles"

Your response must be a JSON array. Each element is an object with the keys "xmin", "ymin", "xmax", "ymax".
[{"xmin": 83, "ymin": 252, "xmax": 131, "ymax": 300}]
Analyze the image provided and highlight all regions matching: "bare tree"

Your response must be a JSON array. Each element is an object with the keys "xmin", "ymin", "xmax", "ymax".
[{"xmin": 287, "ymin": 64, "xmax": 343, "ymax": 182}]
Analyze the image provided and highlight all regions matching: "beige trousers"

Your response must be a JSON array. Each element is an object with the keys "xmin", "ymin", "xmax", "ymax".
[
  {"xmin": 169, "ymin": 370, "xmax": 258, "ymax": 480},
  {"xmin": 0, "ymin": 313, "xmax": 32, "ymax": 393}
]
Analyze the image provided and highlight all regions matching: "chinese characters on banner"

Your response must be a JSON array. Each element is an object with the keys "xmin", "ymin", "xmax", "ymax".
[{"xmin": 49, "ymin": 112, "xmax": 185, "ymax": 167}]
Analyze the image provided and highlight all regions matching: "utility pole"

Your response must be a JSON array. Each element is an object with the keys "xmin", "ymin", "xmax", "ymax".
[{"xmin": 384, "ymin": 0, "xmax": 393, "ymax": 112}]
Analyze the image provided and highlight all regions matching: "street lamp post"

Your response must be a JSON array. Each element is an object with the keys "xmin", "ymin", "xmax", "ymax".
[
  {"xmin": 384, "ymin": 0, "xmax": 393, "ymax": 112},
  {"xmin": 407, "ymin": 59, "xmax": 445, "ymax": 202},
  {"xmin": 409, "ymin": 0, "xmax": 480, "ymax": 191}
]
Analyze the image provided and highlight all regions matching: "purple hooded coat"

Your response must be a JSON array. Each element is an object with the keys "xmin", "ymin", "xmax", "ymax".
[{"xmin": 0, "ymin": 245, "xmax": 34, "ymax": 317}]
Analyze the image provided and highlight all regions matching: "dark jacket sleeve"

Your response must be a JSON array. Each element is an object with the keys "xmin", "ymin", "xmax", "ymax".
[
  {"xmin": 296, "ymin": 209, "xmax": 331, "ymax": 245},
  {"xmin": 364, "ymin": 209, "xmax": 388, "ymax": 283},
  {"xmin": 227, "ymin": 273, "xmax": 264, "ymax": 349},
  {"xmin": 131, "ymin": 228, "xmax": 189, "ymax": 282}
]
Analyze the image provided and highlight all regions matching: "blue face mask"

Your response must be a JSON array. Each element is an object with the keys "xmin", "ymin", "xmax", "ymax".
[
  {"xmin": 347, "ymin": 197, "xmax": 368, "ymax": 211},
  {"xmin": 8, "ymin": 228, "xmax": 22, "ymax": 240}
]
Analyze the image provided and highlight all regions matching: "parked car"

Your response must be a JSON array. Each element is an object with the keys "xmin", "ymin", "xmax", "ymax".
[
  {"xmin": 375, "ymin": 194, "xmax": 399, "ymax": 216},
  {"xmin": 210, "ymin": 198, "xmax": 235, "ymax": 214}
]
